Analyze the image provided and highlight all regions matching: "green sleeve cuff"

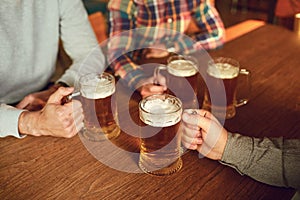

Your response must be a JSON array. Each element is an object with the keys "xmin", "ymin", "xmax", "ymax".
[{"xmin": 219, "ymin": 132, "xmax": 253, "ymax": 175}]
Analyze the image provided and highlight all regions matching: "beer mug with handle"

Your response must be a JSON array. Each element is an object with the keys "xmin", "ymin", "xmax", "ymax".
[
  {"xmin": 79, "ymin": 72, "xmax": 120, "ymax": 141},
  {"xmin": 139, "ymin": 94, "xmax": 183, "ymax": 176},
  {"xmin": 202, "ymin": 57, "xmax": 251, "ymax": 119},
  {"xmin": 154, "ymin": 54, "xmax": 200, "ymax": 109}
]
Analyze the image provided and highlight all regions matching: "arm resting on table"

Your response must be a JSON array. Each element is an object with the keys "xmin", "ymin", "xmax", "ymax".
[{"xmin": 220, "ymin": 132, "xmax": 300, "ymax": 190}]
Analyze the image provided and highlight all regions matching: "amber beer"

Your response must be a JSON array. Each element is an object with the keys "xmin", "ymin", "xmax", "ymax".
[
  {"xmin": 139, "ymin": 94, "xmax": 183, "ymax": 176},
  {"xmin": 80, "ymin": 73, "xmax": 120, "ymax": 141},
  {"xmin": 166, "ymin": 55, "xmax": 199, "ymax": 109},
  {"xmin": 202, "ymin": 58, "xmax": 240, "ymax": 119}
]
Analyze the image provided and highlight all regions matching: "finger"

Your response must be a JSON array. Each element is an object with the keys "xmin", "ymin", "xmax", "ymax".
[
  {"xmin": 17, "ymin": 98, "xmax": 46, "ymax": 111},
  {"xmin": 181, "ymin": 127, "xmax": 202, "ymax": 144},
  {"xmin": 145, "ymin": 52, "xmax": 154, "ymax": 59},
  {"xmin": 73, "ymin": 113, "xmax": 84, "ymax": 133},
  {"xmin": 48, "ymin": 87, "xmax": 74, "ymax": 104},
  {"xmin": 183, "ymin": 121, "xmax": 200, "ymax": 131},
  {"xmin": 181, "ymin": 137, "xmax": 203, "ymax": 148},
  {"xmin": 181, "ymin": 124, "xmax": 201, "ymax": 138},
  {"xmin": 70, "ymin": 109, "xmax": 84, "ymax": 134},
  {"xmin": 16, "ymin": 95, "xmax": 35, "ymax": 109},
  {"xmin": 184, "ymin": 109, "xmax": 219, "ymax": 122},
  {"xmin": 181, "ymin": 140, "xmax": 199, "ymax": 150},
  {"xmin": 149, "ymin": 85, "xmax": 166, "ymax": 93},
  {"xmin": 145, "ymin": 50, "xmax": 169, "ymax": 58},
  {"xmin": 16, "ymin": 99, "xmax": 30, "ymax": 109},
  {"xmin": 71, "ymin": 103, "xmax": 84, "ymax": 120},
  {"xmin": 24, "ymin": 103, "xmax": 45, "ymax": 111},
  {"xmin": 65, "ymin": 100, "xmax": 82, "ymax": 112},
  {"xmin": 141, "ymin": 85, "xmax": 164, "ymax": 98},
  {"xmin": 182, "ymin": 112, "xmax": 212, "ymax": 133}
]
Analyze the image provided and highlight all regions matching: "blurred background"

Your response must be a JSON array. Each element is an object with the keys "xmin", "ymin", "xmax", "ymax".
[{"xmin": 82, "ymin": 0, "xmax": 297, "ymax": 31}]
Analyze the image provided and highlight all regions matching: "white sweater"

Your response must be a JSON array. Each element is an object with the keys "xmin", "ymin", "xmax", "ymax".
[{"xmin": 0, "ymin": 0, "xmax": 105, "ymax": 138}]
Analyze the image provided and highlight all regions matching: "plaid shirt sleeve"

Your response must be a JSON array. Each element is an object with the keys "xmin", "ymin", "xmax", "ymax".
[
  {"xmin": 174, "ymin": 1, "xmax": 226, "ymax": 55},
  {"xmin": 108, "ymin": 1, "xmax": 147, "ymax": 90},
  {"xmin": 191, "ymin": 2, "xmax": 225, "ymax": 50}
]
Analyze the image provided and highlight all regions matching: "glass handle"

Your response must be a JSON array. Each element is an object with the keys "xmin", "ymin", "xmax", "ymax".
[
  {"xmin": 154, "ymin": 65, "xmax": 167, "ymax": 85},
  {"xmin": 236, "ymin": 69, "xmax": 251, "ymax": 107}
]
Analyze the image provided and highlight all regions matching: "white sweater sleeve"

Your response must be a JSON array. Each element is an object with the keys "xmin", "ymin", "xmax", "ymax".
[
  {"xmin": 57, "ymin": 0, "xmax": 106, "ymax": 87},
  {"xmin": 0, "ymin": 104, "xmax": 26, "ymax": 138}
]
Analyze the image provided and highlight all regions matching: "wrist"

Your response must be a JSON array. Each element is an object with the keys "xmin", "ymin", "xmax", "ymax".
[
  {"xmin": 18, "ymin": 111, "xmax": 41, "ymax": 136},
  {"xmin": 217, "ymin": 130, "xmax": 228, "ymax": 160}
]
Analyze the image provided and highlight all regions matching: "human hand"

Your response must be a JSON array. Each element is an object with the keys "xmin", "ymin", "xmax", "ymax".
[
  {"xmin": 137, "ymin": 75, "xmax": 167, "ymax": 98},
  {"xmin": 185, "ymin": 18, "xmax": 201, "ymax": 35},
  {"xmin": 18, "ymin": 87, "xmax": 84, "ymax": 138},
  {"xmin": 16, "ymin": 86, "xmax": 58, "ymax": 111},
  {"xmin": 181, "ymin": 109, "xmax": 228, "ymax": 160},
  {"xmin": 145, "ymin": 49, "xmax": 170, "ymax": 59},
  {"xmin": 143, "ymin": 44, "xmax": 170, "ymax": 59}
]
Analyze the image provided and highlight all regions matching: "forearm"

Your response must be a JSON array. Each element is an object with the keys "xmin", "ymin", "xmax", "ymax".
[{"xmin": 221, "ymin": 132, "xmax": 300, "ymax": 189}]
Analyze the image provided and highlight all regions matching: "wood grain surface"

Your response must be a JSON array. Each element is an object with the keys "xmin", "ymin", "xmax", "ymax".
[{"xmin": 1, "ymin": 24, "xmax": 299, "ymax": 199}]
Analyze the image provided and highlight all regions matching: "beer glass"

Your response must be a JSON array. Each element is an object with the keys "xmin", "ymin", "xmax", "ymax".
[
  {"xmin": 202, "ymin": 57, "xmax": 251, "ymax": 119},
  {"xmin": 155, "ymin": 55, "xmax": 199, "ymax": 109},
  {"xmin": 294, "ymin": 13, "xmax": 300, "ymax": 36},
  {"xmin": 79, "ymin": 72, "xmax": 120, "ymax": 141},
  {"xmin": 139, "ymin": 94, "xmax": 183, "ymax": 176}
]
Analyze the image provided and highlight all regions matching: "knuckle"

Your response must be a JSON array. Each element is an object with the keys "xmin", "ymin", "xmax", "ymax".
[
  {"xmin": 26, "ymin": 94, "xmax": 34, "ymax": 101},
  {"xmin": 64, "ymin": 118, "xmax": 74, "ymax": 128},
  {"xmin": 55, "ymin": 107, "xmax": 65, "ymax": 116},
  {"xmin": 57, "ymin": 87, "xmax": 65, "ymax": 93},
  {"xmin": 56, "ymin": 107, "xmax": 70, "ymax": 118},
  {"xmin": 64, "ymin": 128, "xmax": 75, "ymax": 138},
  {"xmin": 64, "ymin": 133, "xmax": 74, "ymax": 138}
]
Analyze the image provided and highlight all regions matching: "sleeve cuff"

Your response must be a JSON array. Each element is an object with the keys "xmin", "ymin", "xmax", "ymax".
[
  {"xmin": 0, "ymin": 104, "xmax": 26, "ymax": 138},
  {"xmin": 219, "ymin": 132, "xmax": 253, "ymax": 175}
]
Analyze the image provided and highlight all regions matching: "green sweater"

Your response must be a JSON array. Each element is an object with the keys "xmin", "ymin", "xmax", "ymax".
[{"xmin": 221, "ymin": 132, "xmax": 300, "ymax": 191}]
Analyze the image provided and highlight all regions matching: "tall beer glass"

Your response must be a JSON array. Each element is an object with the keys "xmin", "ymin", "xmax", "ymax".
[
  {"xmin": 80, "ymin": 72, "xmax": 120, "ymax": 141},
  {"xmin": 202, "ymin": 57, "xmax": 251, "ymax": 119},
  {"xmin": 155, "ymin": 55, "xmax": 199, "ymax": 109},
  {"xmin": 139, "ymin": 94, "xmax": 183, "ymax": 176}
]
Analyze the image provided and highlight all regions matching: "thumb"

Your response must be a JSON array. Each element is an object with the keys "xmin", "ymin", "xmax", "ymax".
[{"xmin": 47, "ymin": 87, "xmax": 74, "ymax": 104}]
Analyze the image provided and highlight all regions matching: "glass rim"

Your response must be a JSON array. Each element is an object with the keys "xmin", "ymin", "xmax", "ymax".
[
  {"xmin": 139, "ymin": 94, "xmax": 182, "ymax": 116},
  {"xmin": 208, "ymin": 57, "xmax": 240, "ymax": 68},
  {"xmin": 79, "ymin": 72, "xmax": 115, "ymax": 87},
  {"xmin": 167, "ymin": 54, "xmax": 198, "ymax": 65}
]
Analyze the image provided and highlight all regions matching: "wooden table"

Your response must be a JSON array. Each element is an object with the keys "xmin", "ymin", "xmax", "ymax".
[{"xmin": 1, "ymin": 24, "xmax": 299, "ymax": 199}]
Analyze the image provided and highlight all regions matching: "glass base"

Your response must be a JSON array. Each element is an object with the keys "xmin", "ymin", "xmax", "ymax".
[
  {"xmin": 80, "ymin": 126, "xmax": 120, "ymax": 142},
  {"xmin": 138, "ymin": 158, "xmax": 182, "ymax": 176}
]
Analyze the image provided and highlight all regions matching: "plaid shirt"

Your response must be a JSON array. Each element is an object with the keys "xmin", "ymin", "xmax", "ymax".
[{"xmin": 108, "ymin": 0, "xmax": 225, "ymax": 90}]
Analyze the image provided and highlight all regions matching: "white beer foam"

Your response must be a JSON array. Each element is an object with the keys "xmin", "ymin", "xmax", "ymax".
[
  {"xmin": 207, "ymin": 63, "xmax": 239, "ymax": 79},
  {"xmin": 81, "ymin": 77, "xmax": 115, "ymax": 99},
  {"xmin": 140, "ymin": 98, "xmax": 182, "ymax": 127},
  {"xmin": 168, "ymin": 60, "xmax": 198, "ymax": 77}
]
